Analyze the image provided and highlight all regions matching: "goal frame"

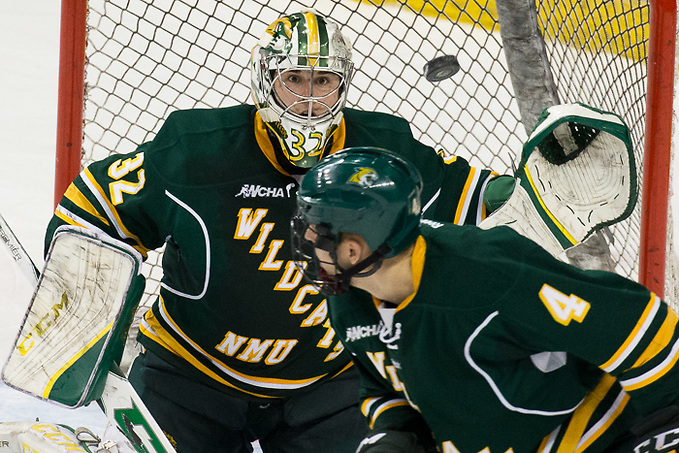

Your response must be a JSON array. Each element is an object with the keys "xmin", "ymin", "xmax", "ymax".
[{"xmin": 54, "ymin": 0, "xmax": 678, "ymax": 298}]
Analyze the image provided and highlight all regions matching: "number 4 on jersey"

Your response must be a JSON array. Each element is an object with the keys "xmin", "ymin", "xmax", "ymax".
[{"xmin": 539, "ymin": 284, "xmax": 590, "ymax": 326}]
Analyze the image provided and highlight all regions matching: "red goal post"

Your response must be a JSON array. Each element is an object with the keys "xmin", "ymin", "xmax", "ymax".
[{"xmin": 54, "ymin": 0, "xmax": 678, "ymax": 304}]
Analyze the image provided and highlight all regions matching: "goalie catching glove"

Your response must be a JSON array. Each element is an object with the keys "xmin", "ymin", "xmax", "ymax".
[{"xmin": 479, "ymin": 102, "xmax": 637, "ymax": 257}]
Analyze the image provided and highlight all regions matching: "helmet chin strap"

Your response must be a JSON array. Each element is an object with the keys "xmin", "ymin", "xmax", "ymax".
[{"xmin": 332, "ymin": 243, "xmax": 392, "ymax": 293}]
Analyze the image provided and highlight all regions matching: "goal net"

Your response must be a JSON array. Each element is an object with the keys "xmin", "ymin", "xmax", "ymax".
[{"xmin": 56, "ymin": 0, "xmax": 677, "ymax": 363}]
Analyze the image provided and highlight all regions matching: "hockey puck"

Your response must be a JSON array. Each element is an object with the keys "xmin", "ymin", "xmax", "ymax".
[{"xmin": 423, "ymin": 55, "xmax": 460, "ymax": 82}]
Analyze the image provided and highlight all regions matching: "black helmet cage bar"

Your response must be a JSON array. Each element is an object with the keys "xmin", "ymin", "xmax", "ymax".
[{"xmin": 290, "ymin": 211, "xmax": 391, "ymax": 295}]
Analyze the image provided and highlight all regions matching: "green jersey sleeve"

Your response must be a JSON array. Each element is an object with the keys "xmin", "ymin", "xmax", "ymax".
[{"xmin": 45, "ymin": 144, "xmax": 166, "ymax": 258}]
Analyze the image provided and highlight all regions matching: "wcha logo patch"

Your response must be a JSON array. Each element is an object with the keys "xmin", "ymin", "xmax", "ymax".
[{"xmin": 235, "ymin": 183, "xmax": 296, "ymax": 198}]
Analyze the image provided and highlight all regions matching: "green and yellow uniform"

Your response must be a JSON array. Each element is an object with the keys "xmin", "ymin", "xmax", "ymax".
[
  {"xmin": 329, "ymin": 222, "xmax": 679, "ymax": 452},
  {"xmin": 46, "ymin": 105, "xmax": 501, "ymax": 451}
]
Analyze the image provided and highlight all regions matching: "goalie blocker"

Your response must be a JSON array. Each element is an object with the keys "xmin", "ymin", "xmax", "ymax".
[
  {"xmin": 479, "ymin": 102, "xmax": 637, "ymax": 258},
  {"xmin": 2, "ymin": 226, "xmax": 144, "ymax": 407}
]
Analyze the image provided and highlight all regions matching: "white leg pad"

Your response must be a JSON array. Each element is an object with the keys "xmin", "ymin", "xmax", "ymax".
[{"xmin": 0, "ymin": 422, "xmax": 90, "ymax": 453}]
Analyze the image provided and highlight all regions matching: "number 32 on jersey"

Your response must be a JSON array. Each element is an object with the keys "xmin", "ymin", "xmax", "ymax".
[{"xmin": 539, "ymin": 284, "xmax": 591, "ymax": 326}]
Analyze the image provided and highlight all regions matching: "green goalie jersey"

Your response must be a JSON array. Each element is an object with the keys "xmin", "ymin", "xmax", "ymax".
[
  {"xmin": 45, "ymin": 104, "xmax": 500, "ymax": 399},
  {"xmin": 329, "ymin": 223, "xmax": 679, "ymax": 452}
]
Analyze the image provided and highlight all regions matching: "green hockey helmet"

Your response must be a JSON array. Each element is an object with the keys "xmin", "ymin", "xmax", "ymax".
[
  {"xmin": 291, "ymin": 147, "xmax": 423, "ymax": 294},
  {"xmin": 250, "ymin": 10, "xmax": 354, "ymax": 170}
]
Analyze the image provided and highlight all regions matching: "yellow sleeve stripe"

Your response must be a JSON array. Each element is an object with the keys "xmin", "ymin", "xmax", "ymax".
[
  {"xmin": 437, "ymin": 149, "xmax": 458, "ymax": 164},
  {"xmin": 619, "ymin": 336, "xmax": 679, "ymax": 391},
  {"xmin": 366, "ymin": 398, "xmax": 410, "ymax": 429},
  {"xmin": 574, "ymin": 390, "xmax": 629, "ymax": 452},
  {"xmin": 631, "ymin": 309, "xmax": 679, "ymax": 369},
  {"xmin": 600, "ymin": 294, "xmax": 660, "ymax": 372},
  {"xmin": 81, "ymin": 168, "xmax": 148, "ymax": 254},
  {"xmin": 54, "ymin": 207, "xmax": 87, "ymax": 229},
  {"xmin": 454, "ymin": 167, "xmax": 480, "ymax": 225},
  {"xmin": 55, "ymin": 205, "xmax": 148, "ymax": 257},
  {"xmin": 63, "ymin": 183, "xmax": 110, "ymax": 226},
  {"xmin": 555, "ymin": 374, "xmax": 629, "ymax": 452},
  {"xmin": 360, "ymin": 397, "xmax": 379, "ymax": 417},
  {"xmin": 476, "ymin": 171, "xmax": 499, "ymax": 222},
  {"xmin": 538, "ymin": 428, "xmax": 559, "ymax": 452},
  {"xmin": 556, "ymin": 374, "xmax": 617, "ymax": 452}
]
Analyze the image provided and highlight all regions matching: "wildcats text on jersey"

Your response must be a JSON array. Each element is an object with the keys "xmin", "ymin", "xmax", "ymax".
[{"xmin": 229, "ymin": 207, "xmax": 344, "ymax": 364}]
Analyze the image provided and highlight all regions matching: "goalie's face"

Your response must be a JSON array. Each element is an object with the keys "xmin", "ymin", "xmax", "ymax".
[
  {"xmin": 250, "ymin": 11, "xmax": 353, "ymax": 169},
  {"xmin": 273, "ymin": 68, "xmax": 342, "ymax": 118}
]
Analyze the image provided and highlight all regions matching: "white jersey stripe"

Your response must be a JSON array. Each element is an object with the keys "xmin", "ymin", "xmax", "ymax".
[{"xmin": 602, "ymin": 295, "xmax": 661, "ymax": 373}]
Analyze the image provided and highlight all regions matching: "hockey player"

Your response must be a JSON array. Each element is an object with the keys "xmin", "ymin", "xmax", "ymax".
[
  {"xmin": 292, "ymin": 147, "xmax": 679, "ymax": 453},
  {"xmin": 43, "ymin": 10, "xmax": 511, "ymax": 453}
]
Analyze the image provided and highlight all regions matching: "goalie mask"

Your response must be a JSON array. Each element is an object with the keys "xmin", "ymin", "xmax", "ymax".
[
  {"xmin": 291, "ymin": 147, "xmax": 423, "ymax": 295},
  {"xmin": 250, "ymin": 10, "xmax": 354, "ymax": 170}
]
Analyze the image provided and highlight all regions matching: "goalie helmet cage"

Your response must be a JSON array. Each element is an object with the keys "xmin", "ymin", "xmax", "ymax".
[{"xmin": 55, "ymin": 0, "xmax": 677, "ymax": 309}]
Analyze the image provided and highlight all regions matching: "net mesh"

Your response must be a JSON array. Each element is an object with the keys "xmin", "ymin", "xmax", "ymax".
[{"xmin": 78, "ymin": 0, "xmax": 654, "ymax": 331}]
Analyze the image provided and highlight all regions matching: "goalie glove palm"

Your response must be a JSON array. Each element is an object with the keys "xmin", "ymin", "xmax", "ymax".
[{"xmin": 480, "ymin": 102, "xmax": 636, "ymax": 258}]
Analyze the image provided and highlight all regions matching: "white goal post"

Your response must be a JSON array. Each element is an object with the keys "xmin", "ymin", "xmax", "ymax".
[{"xmin": 54, "ymin": 0, "xmax": 678, "ymax": 318}]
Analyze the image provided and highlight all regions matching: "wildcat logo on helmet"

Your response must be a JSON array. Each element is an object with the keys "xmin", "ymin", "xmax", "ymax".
[
  {"xmin": 348, "ymin": 168, "xmax": 378, "ymax": 187},
  {"xmin": 263, "ymin": 17, "xmax": 294, "ymax": 53}
]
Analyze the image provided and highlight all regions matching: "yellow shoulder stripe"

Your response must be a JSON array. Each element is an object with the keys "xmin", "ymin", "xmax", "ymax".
[
  {"xmin": 454, "ymin": 167, "xmax": 478, "ymax": 224},
  {"xmin": 600, "ymin": 294, "xmax": 659, "ymax": 372},
  {"xmin": 82, "ymin": 167, "xmax": 148, "ymax": 255},
  {"xmin": 631, "ymin": 308, "xmax": 679, "ymax": 369},
  {"xmin": 63, "ymin": 183, "xmax": 110, "ymax": 226}
]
